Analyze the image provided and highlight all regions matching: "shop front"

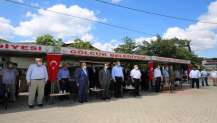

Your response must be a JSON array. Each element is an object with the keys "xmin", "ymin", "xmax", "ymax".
[{"xmin": 0, "ymin": 43, "xmax": 191, "ymax": 94}]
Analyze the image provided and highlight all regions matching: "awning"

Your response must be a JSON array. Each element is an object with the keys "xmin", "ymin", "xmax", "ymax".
[{"xmin": 0, "ymin": 43, "xmax": 191, "ymax": 64}]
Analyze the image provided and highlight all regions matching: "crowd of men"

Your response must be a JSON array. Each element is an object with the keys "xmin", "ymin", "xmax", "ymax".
[
  {"xmin": 154, "ymin": 65, "xmax": 217, "ymax": 92},
  {"xmin": 1, "ymin": 58, "xmax": 217, "ymax": 109}
]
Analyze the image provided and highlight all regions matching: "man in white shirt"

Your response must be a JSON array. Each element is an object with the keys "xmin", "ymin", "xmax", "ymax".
[
  {"xmin": 26, "ymin": 58, "xmax": 48, "ymax": 108},
  {"xmin": 189, "ymin": 67, "xmax": 201, "ymax": 89},
  {"xmin": 130, "ymin": 65, "xmax": 141, "ymax": 96},
  {"xmin": 154, "ymin": 65, "xmax": 163, "ymax": 92},
  {"xmin": 201, "ymin": 69, "xmax": 209, "ymax": 86}
]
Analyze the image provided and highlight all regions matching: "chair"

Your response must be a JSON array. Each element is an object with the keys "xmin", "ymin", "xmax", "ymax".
[{"xmin": 47, "ymin": 79, "xmax": 78, "ymax": 104}]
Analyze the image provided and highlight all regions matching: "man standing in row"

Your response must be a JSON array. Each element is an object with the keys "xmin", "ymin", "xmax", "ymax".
[
  {"xmin": 0, "ymin": 62, "xmax": 18, "ymax": 102},
  {"xmin": 168, "ymin": 66, "xmax": 175, "ymax": 92},
  {"xmin": 75, "ymin": 62, "xmax": 89, "ymax": 103},
  {"xmin": 189, "ymin": 67, "xmax": 201, "ymax": 89},
  {"xmin": 162, "ymin": 66, "xmax": 170, "ymax": 91},
  {"xmin": 26, "ymin": 58, "xmax": 48, "ymax": 108},
  {"xmin": 210, "ymin": 69, "xmax": 217, "ymax": 86},
  {"xmin": 57, "ymin": 63, "xmax": 70, "ymax": 93},
  {"xmin": 99, "ymin": 63, "xmax": 112, "ymax": 100},
  {"xmin": 154, "ymin": 65, "xmax": 163, "ymax": 92},
  {"xmin": 201, "ymin": 69, "xmax": 209, "ymax": 86},
  {"xmin": 13, "ymin": 63, "xmax": 20, "ymax": 98},
  {"xmin": 112, "ymin": 61, "xmax": 124, "ymax": 98},
  {"xmin": 130, "ymin": 65, "xmax": 141, "ymax": 96}
]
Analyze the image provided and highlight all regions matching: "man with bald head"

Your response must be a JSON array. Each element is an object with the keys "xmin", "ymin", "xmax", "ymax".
[{"xmin": 26, "ymin": 58, "xmax": 48, "ymax": 108}]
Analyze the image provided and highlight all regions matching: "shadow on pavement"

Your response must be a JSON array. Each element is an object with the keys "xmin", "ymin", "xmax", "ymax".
[{"xmin": 0, "ymin": 86, "xmax": 197, "ymax": 114}]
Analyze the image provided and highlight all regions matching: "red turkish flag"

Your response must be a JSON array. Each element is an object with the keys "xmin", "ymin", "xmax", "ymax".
[
  {"xmin": 46, "ymin": 54, "xmax": 62, "ymax": 82},
  {"xmin": 187, "ymin": 64, "xmax": 193, "ymax": 75},
  {"xmin": 148, "ymin": 61, "xmax": 154, "ymax": 81}
]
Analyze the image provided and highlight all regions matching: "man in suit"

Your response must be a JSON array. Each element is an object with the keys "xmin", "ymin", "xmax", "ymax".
[
  {"xmin": 99, "ymin": 63, "xmax": 112, "ymax": 100},
  {"xmin": 75, "ymin": 62, "xmax": 89, "ymax": 103}
]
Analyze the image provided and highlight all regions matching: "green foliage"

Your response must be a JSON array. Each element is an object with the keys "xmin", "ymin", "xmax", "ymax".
[
  {"xmin": 36, "ymin": 35, "xmax": 98, "ymax": 50},
  {"xmin": 115, "ymin": 36, "xmax": 201, "ymax": 66},
  {"xmin": 36, "ymin": 34, "xmax": 63, "ymax": 46},
  {"xmin": 66, "ymin": 38, "xmax": 98, "ymax": 50},
  {"xmin": 0, "ymin": 38, "xmax": 10, "ymax": 43},
  {"xmin": 114, "ymin": 36, "xmax": 137, "ymax": 54},
  {"xmin": 136, "ymin": 37, "xmax": 192, "ymax": 58}
]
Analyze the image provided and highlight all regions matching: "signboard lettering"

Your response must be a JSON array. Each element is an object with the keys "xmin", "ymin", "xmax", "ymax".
[
  {"xmin": 61, "ymin": 47, "xmax": 148, "ymax": 61},
  {"xmin": 0, "ymin": 43, "xmax": 52, "ymax": 53}
]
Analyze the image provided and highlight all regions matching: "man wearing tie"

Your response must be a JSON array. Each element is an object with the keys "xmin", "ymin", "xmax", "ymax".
[
  {"xmin": 112, "ymin": 61, "xmax": 124, "ymax": 98},
  {"xmin": 75, "ymin": 62, "xmax": 89, "ymax": 103},
  {"xmin": 99, "ymin": 63, "xmax": 112, "ymax": 100}
]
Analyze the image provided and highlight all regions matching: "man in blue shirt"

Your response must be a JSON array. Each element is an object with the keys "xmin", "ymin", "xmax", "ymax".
[
  {"xmin": 162, "ymin": 66, "xmax": 169, "ymax": 91},
  {"xmin": 112, "ymin": 61, "xmax": 124, "ymax": 98},
  {"xmin": 201, "ymin": 69, "xmax": 209, "ymax": 86},
  {"xmin": 57, "ymin": 63, "xmax": 70, "ymax": 93},
  {"xmin": 0, "ymin": 62, "xmax": 18, "ymax": 102},
  {"xmin": 26, "ymin": 58, "xmax": 48, "ymax": 108}
]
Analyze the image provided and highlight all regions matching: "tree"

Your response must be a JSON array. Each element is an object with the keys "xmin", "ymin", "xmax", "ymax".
[
  {"xmin": 114, "ymin": 36, "xmax": 137, "ymax": 54},
  {"xmin": 113, "ymin": 36, "xmax": 200, "ymax": 66},
  {"xmin": 135, "ymin": 36, "xmax": 201, "ymax": 66},
  {"xmin": 0, "ymin": 38, "xmax": 10, "ymax": 43},
  {"xmin": 65, "ymin": 38, "xmax": 98, "ymax": 50},
  {"xmin": 36, "ymin": 34, "xmax": 63, "ymax": 46},
  {"xmin": 171, "ymin": 38, "xmax": 192, "ymax": 53}
]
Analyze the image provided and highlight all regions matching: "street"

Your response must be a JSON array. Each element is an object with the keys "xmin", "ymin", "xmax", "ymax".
[{"xmin": 0, "ymin": 86, "xmax": 217, "ymax": 123}]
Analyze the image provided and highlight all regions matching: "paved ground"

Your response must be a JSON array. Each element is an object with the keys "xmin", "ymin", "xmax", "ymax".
[{"xmin": 0, "ymin": 86, "xmax": 217, "ymax": 123}]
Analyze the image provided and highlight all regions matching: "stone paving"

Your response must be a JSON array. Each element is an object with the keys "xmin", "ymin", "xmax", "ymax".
[{"xmin": 0, "ymin": 86, "xmax": 217, "ymax": 123}]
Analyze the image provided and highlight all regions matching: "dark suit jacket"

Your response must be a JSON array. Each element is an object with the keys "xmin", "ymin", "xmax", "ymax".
[
  {"xmin": 98, "ymin": 69, "xmax": 111, "ymax": 86},
  {"xmin": 75, "ymin": 68, "xmax": 89, "ymax": 86}
]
